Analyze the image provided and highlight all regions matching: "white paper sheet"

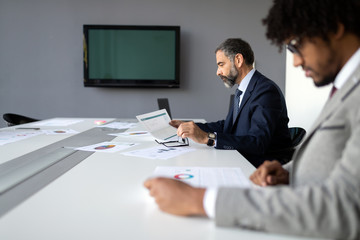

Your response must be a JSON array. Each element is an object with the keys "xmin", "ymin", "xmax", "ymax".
[
  {"xmin": 152, "ymin": 166, "xmax": 251, "ymax": 188},
  {"xmin": 97, "ymin": 121, "xmax": 137, "ymax": 129},
  {"xmin": 32, "ymin": 119, "xmax": 84, "ymax": 126},
  {"xmin": 108, "ymin": 131, "xmax": 150, "ymax": 137},
  {"xmin": 41, "ymin": 129, "xmax": 79, "ymax": 135},
  {"xmin": 0, "ymin": 131, "xmax": 43, "ymax": 146},
  {"xmin": 122, "ymin": 145, "xmax": 196, "ymax": 160},
  {"xmin": 136, "ymin": 109, "xmax": 178, "ymax": 141},
  {"xmin": 75, "ymin": 141, "xmax": 138, "ymax": 153}
]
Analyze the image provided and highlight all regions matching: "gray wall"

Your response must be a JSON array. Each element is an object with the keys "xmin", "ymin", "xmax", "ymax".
[{"xmin": 0, "ymin": 0, "xmax": 285, "ymax": 128}]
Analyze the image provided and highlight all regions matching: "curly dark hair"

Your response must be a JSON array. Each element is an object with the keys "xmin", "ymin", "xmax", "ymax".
[
  {"xmin": 263, "ymin": 0, "xmax": 360, "ymax": 50},
  {"xmin": 215, "ymin": 38, "xmax": 255, "ymax": 66}
]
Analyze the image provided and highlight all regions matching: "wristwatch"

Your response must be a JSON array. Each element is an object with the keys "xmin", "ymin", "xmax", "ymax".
[{"xmin": 207, "ymin": 132, "xmax": 216, "ymax": 146}]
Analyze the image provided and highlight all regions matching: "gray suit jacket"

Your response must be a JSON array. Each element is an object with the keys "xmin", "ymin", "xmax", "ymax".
[{"xmin": 215, "ymin": 62, "xmax": 360, "ymax": 239}]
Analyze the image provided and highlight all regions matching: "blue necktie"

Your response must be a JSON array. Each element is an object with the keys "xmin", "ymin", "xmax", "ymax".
[{"xmin": 233, "ymin": 89, "xmax": 243, "ymax": 123}]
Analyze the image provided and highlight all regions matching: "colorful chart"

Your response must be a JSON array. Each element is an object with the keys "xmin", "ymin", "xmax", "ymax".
[
  {"xmin": 94, "ymin": 144, "xmax": 116, "ymax": 150},
  {"xmin": 174, "ymin": 173, "xmax": 194, "ymax": 180},
  {"xmin": 94, "ymin": 120, "xmax": 107, "ymax": 125},
  {"xmin": 54, "ymin": 130, "xmax": 66, "ymax": 133},
  {"xmin": 129, "ymin": 132, "xmax": 148, "ymax": 135}
]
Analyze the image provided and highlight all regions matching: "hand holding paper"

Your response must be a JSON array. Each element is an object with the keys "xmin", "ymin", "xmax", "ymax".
[{"xmin": 136, "ymin": 109, "xmax": 178, "ymax": 141}]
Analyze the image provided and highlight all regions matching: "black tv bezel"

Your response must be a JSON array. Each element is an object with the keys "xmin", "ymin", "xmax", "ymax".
[{"xmin": 83, "ymin": 25, "xmax": 180, "ymax": 88}]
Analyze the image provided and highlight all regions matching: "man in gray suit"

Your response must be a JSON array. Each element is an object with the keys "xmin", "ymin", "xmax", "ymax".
[{"xmin": 144, "ymin": 0, "xmax": 360, "ymax": 239}]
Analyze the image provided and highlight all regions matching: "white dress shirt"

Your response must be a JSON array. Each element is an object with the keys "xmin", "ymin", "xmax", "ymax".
[
  {"xmin": 237, "ymin": 68, "xmax": 255, "ymax": 107},
  {"xmin": 333, "ymin": 47, "xmax": 360, "ymax": 90}
]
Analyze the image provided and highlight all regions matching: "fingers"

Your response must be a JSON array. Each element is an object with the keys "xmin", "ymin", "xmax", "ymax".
[
  {"xmin": 176, "ymin": 122, "xmax": 207, "ymax": 143},
  {"xmin": 177, "ymin": 126, "xmax": 187, "ymax": 139},
  {"xmin": 143, "ymin": 177, "xmax": 207, "ymax": 216},
  {"xmin": 266, "ymin": 175, "xmax": 277, "ymax": 185},
  {"xmin": 169, "ymin": 120, "xmax": 183, "ymax": 128},
  {"xmin": 143, "ymin": 178, "xmax": 152, "ymax": 189},
  {"xmin": 250, "ymin": 160, "xmax": 289, "ymax": 187},
  {"xmin": 169, "ymin": 121, "xmax": 194, "ymax": 138},
  {"xmin": 250, "ymin": 160, "xmax": 282, "ymax": 186},
  {"xmin": 176, "ymin": 121, "xmax": 194, "ymax": 138},
  {"xmin": 144, "ymin": 178, "xmax": 157, "ymax": 197},
  {"xmin": 258, "ymin": 161, "xmax": 276, "ymax": 186},
  {"xmin": 250, "ymin": 160, "xmax": 270, "ymax": 186},
  {"xmin": 144, "ymin": 177, "xmax": 165, "ymax": 193}
]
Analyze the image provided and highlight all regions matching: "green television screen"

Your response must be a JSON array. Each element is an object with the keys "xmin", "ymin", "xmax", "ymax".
[{"xmin": 83, "ymin": 25, "xmax": 180, "ymax": 88}]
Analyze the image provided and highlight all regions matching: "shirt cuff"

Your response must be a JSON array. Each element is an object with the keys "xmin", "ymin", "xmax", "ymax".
[{"xmin": 203, "ymin": 188, "xmax": 218, "ymax": 219}]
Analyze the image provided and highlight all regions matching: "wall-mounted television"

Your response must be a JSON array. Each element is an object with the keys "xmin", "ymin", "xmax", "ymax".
[{"xmin": 83, "ymin": 25, "xmax": 180, "ymax": 88}]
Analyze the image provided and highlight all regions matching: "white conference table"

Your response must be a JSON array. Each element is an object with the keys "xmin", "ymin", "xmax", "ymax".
[{"xmin": 0, "ymin": 118, "xmax": 320, "ymax": 240}]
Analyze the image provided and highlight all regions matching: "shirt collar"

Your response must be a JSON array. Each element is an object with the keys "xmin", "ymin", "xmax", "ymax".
[
  {"xmin": 238, "ymin": 68, "xmax": 255, "ymax": 92},
  {"xmin": 333, "ymin": 47, "xmax": 360, "ymax": 89}
]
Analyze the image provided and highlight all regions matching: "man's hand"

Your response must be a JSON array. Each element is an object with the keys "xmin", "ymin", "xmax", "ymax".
[
  {"xmin": 250, "ymin": 160, "xmax": 289, "ymax": 186},
  {"xmin": 170, "ymin": 121, "xmax": 208, "ymax": 144},
  {"xmin": 169, "ymin": 120, "xmax": 184, "ymax": 128},
  {"xmin": 144, "ymin": 177, "xmax": 207, "ymax": 216}
]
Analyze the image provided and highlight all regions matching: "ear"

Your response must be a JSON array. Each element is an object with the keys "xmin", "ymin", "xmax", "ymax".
[
  {"xmin": 234, "ymin": 53, "xmax": 244, "ymax": 68},
  {"xmin": 334, "ymin": 23, "xmax": 345, "ymax": 40}
]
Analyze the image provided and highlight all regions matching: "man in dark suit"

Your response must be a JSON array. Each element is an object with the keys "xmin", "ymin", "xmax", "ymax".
[{"xmin": 170, "ymin": 39, "xmax": 291, "ymax": 167}]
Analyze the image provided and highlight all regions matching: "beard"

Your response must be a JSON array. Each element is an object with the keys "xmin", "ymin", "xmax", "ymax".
[
  {"xmin": 313, "ymin": 71, "xmax": 336, "ymax": 87},
  {"xmin": 219, "ymin": 65, "xmax": 239, "ymax": 88},
  {"xmin": 312, "ymin": 45, "xmax": 338, "ymax": 87}
]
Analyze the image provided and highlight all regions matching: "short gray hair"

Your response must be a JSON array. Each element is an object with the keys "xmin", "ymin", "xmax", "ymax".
[{"xmin": 215, "ymin": 38, "xmax": 254, "ymax": 66}]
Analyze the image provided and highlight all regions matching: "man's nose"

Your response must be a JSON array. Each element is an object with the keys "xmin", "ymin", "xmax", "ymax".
[{"xmin": 293, "ymin": 54, "xmax": 304, "ymax": 68}]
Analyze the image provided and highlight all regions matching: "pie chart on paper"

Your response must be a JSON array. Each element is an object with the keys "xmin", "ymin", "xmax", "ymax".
[
  {"xmin": 174, "ymin": 173, "xmax": 194, "ymax": 180},
  {"xmin": 94, "ymin": 145, "xmax": 116, "ymax": 150}
]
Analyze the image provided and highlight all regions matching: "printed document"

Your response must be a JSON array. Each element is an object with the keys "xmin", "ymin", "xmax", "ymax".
[
  {"xmin": 136, "ymin": 109, "xmax": 178, "ymax": 141},
  {"xmin": 32, "ymin": 118, "xmax": 84, "ymax": 126},
  {"xmin": 122, "ymin": 146, "xmax": 195, "ymax": 160},
  {"xmin": 97, "ymin": 121, "xmax": 137, "ymax": 129},
  {"xmin": 0, "ymin": 131, "xmax": 43, "ymax": 146},
  {"xmin": 152, "ymin": 166, "xmax": 251, "ymax": 188},
  {"xmin": 75, "ymin": 141, "xmax": 137, "ymax": 153}
]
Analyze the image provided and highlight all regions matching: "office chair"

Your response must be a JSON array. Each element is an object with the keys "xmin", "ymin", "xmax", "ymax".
[
  {"xmin": 3, "ymin": 113, "xmax": 40, "ymax": 126},
  {"xmin": 289, "ymin": 127, "xmax": 306, "ymax": 148},
  {"xmin": 271, "ymin": 127, "xmax": 306, "ymax": 164},
  {"xmin": 157, "ymin": 98, "xmax": 172, "ymax": 119}
]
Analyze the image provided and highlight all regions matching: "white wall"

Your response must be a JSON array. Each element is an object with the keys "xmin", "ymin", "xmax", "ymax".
[
  {"xmin": 0, "ymin": 0, "xmax": 285, "ymax": 128},
  {"xmin": 285, "ymin": 51, "xmax": 331, "ymax": 132}
]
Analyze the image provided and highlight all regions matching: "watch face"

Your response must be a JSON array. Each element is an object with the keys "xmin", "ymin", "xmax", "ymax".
[
  {"xmin": 207, "ymin": 138, "xmax": 214, "ymax": 146},
  {"xmin": 208, "ymin": 132, "xmax": 216, "ymax": 139}
]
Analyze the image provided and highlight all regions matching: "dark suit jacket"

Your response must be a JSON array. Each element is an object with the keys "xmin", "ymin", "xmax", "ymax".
[{"xmin": 196, "ymin": 70, "xmax": 291, "ymax": 167}]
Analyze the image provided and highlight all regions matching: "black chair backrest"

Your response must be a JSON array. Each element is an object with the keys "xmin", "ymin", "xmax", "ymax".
[
  {"xmin": 3, "ymin": 113, "xmax": 39, "ymax": 126},
  {"xmin": 289, "ymin": 127, "xmax": 306, "ymax": 147},
  {"xmin": 267, "ymin": 127, "xmax": 306, "ymax": 165},
  {"xmin": 157, "ymin": 98, "xmax": 172, "ymax": 119}
]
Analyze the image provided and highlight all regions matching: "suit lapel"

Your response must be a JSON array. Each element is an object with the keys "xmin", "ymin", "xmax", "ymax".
[
  {"xmin": 232, "ymin": 71, "xmax": 259, "ymax": 128},
  {"xmin": 291, "ymin": 65, "xmax": 360, "ymax": 173},
  {"xmin": 302, "ymin": 67, "xmax": 360, "ymax": 146}
]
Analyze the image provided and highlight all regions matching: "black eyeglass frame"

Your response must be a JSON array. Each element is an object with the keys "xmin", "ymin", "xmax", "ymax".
[
  {"xmin": 155, "ymin": 137, "xmax": 189, "ymax": 147},
  {"xmin": 286, "ymin": 38, "xmax": 302, "ymax": 56}
]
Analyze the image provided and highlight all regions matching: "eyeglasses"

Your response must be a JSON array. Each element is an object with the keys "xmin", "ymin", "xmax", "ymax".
[
  {"xmin": 155, "ymin": 137, "xmax": 189, "ymax": 147},
  {"xmin": 286, "ymin": 38, "xmax": 302, "ymax": 56}
]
